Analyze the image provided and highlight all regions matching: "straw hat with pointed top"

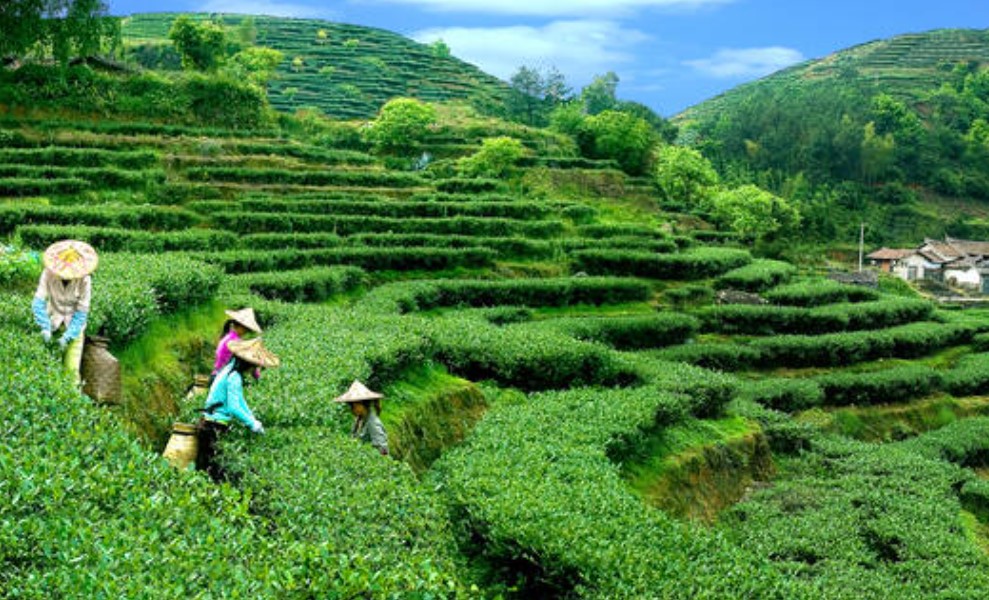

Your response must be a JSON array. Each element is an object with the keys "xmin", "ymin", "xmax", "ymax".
[
  {"xmin": 43, "ymin": 240, "xmax": 99, "ymax": 280},
  {"xmin": 225, "ymin": 307, "xmax": 262, "ymax": 333},
  {"xmin": 334, "ymin": 380, "xmax": 384, "ymax": 403},
  {"xmin": 228, "ymin": 337, "xmax": 280, "ymax": 368}
]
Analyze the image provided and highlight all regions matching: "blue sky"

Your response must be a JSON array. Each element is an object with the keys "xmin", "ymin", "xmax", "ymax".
[{"xmin": 106, "ymin": 0, "xmax": 988, "ymax": 116}]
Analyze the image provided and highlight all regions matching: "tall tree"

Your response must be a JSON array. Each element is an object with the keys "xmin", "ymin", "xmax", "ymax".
[
  {"xmin": 168, "ymin": 15, "xmax": 227, "ymax": 72},
  {"xmin": 581, "ymin": 71, "xmax": 619, "ymax": 115},
  {"xmin": 506, "ymin": 65, "xmax": 572, "ymax": 126},
  {"xmin": 1, "ymin": 0, "xmax": 112, "ymax": 63}
]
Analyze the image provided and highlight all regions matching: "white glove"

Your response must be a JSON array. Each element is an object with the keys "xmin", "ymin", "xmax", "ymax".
[
  {"xmin": 41, "ymin": 329, "xmax": 52, "ymax": 344},
  {"xmin": 251, "ymin": 420, "xmax": 265, "ymax": 434}
]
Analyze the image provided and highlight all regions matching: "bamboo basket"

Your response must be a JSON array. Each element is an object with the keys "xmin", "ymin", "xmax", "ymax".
[
  {"xmin": 81, "ymin": 335, "xmax": 121, "ymax": 405},
  {"xmin": 162, "ymin": 422, "xmax": 199, "ymax": 470}
]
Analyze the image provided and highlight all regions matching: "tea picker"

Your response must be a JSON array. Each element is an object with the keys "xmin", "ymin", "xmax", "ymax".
[
  {"xmin": 335, "ymin": 380, "xmax": 390, "ymax": 456},
  {"xmin": 31, "ymin": 239, "xmax": 98, "ymax": 386},
  {"xmin": 197, "ymin": 337, "xmax": 280, "ymax": 482}
]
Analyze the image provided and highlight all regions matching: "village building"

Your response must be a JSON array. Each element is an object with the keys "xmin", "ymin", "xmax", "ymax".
[{"xmin": 868, "ymin": 237, "xmax": 989, "ymax": 292}]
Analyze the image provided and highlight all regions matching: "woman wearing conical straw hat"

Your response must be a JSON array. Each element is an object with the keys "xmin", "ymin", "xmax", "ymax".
[
  {"xmin": 31, "ymin": 240, "xmax": 98, "ymax": 385},
  {"xmin": 210, "ymin": 307, "xmax": 263, "ymax": 385},
  {"xmin": 198, "ymin": 337, "xmax": 279, "ymax": 482},
  {"xmin": 335, "ymin": 380, "xmax": 389, "ymax": 456}
]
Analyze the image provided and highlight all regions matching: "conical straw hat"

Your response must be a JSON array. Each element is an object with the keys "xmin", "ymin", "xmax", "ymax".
[
  {"xmin": 43, "ymin": 240, "xmax": 98, "ymax": 280},
  {"xmin": 225, "ymin": 307, "xmax": 262, "ymax": 333},
  {"xmin": 334, "ymin": 380, "xmax": 383, "ymax": 403},
  {"xmin": 228, "ymin": 337, "xmax": 280, "ymax": 368}
]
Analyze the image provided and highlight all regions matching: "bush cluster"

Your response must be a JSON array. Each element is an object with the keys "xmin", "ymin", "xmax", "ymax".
[
  {"xmin": 716, "ymin": 259, "xmax": 797, "ymax": 292},
  {"xmin": 572, "ymin": 247, "xmax": 752, "ymax": 280}
]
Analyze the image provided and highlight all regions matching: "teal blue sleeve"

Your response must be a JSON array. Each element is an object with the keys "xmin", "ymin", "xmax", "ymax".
[
  {"xmin": 32, "ymin": 297, "xmax": 51, "ymax": 332},
  {"xmin": 62, "ymin": 311, "xmax": 88, "ymax": 342},
  {"xmin": 225, "ymin": 372, "xmax": 258, "ymax": 429}
]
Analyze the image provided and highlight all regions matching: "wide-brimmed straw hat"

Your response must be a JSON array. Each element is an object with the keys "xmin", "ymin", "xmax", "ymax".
[
  {"xmin": 225, "ymin": 307, "xmax": 262, "ymax": 333},
  {"xmin": 334, "ymin": 380, "xmax": 383, "ymax": 403},
  {"xmin": 43, "ymin": 240, "xmax": 99, "ymax": 280},
  {"xmin": 228, "ymin": 337, "xmax": 280, "ymax": 368}
]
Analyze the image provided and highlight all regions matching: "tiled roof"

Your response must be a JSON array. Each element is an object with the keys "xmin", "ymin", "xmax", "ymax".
[{"xmin": 867, "ymin": 247, "xmax": 913, "ymax": 260}]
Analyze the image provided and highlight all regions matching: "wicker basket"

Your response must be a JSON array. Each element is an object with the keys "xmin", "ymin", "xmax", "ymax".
[
  {"xmin": 162, "ymin": 422, "xmax": 199, "ymax": 470},
  {"xmin": 81, "ymin": 335, "xmax": 121, "ymax": 405}
]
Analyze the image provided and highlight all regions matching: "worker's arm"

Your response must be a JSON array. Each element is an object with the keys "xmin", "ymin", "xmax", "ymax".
[
  {"xmin": 59, "ymin": 276, "xmax": 91, "ymax": 346},
  {"xmin": 225, "ymin": 372, "xmax": 262, "ymax": 431},
  {"xmin": 31, "ymin": 271, "xmax": 51, "ymax": 336}
]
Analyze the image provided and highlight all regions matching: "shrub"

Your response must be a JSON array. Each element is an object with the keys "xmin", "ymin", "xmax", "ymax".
[
  {"xmin": 716, "ymin": 259, "xmax": 797, "ymax": 292},
  {"xmin": 572, "ymin": 247, "xmax": 752, "ymax": 280},
  {"xmin": 540, "ymin": 312, "xmax": 699, "ymax": 350},
  {"xmin": 229, "ymin": 266, "xmax": 366, "ymax": 302},
  {"xmin": 765, "ymin": 278, "xmax": 880, "ymax": 307}
]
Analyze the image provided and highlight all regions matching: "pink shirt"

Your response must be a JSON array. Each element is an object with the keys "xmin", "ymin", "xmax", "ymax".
[
  {"xmin": 212, "ymin": 330, "xmax": 240, "ymax": 374},
  {"xmin": 213, "ymin": 330, "xmax": 261, "ymax": 379}
]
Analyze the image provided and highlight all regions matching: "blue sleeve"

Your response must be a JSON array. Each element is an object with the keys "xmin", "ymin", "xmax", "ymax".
[
  {"xmin": 32, "ymin": 297, "xmax": 51, "ymax": 332},
  {"xmin": 225, "ymin": 372, "xmax": 258, "ymax": 429},
  {"xmin": 62, "ymin": 311, "xmax": 88, "ymax": 342}
]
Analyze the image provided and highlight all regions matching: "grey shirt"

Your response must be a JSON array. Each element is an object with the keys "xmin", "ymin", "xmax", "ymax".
[{"xmin": 352, "ymin": 408, "xmax": 389, "ymax": 454}]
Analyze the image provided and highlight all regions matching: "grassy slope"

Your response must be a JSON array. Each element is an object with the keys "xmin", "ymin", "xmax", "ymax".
[
  {"xmin": 677, "ymin": 28, "xmax": 989, "ymax": 123},
  {"xmin": 120, "ymin": 13, "xmax": 510, "ymax": 119}
]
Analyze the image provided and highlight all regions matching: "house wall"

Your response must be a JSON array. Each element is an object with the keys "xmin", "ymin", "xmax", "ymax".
[
  {"xmin": 894, "ymin": 255, "xmax": 935, "ymax": 281},
  {"xmin": 945, "ymin": 267, "xmax": 981, "ymax": 289}
]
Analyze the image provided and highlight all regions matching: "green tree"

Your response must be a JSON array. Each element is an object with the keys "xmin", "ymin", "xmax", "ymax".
[
  {"xmin": 227, "ymin": 46, "xmax": 283, "ymax": 87},
  {"xmin": 615, "ymin": 100, "xmax": 678, "ymax": 144},
  {"xmin": 582, "ymin": 71, "xmax": 619, "ymax": 115},
  {"xmin": 706, "ymin": 184, "xmax": 800, "ymax": 241},
  {"xmin": 506, "ymin": 65, "xmax": 572, "ymax": 126},
  {"xmin": 580, "ymin": 110, "xmax": 657, "ymax": 175},
  {"xmin": 549, "ymin": 101, "xmax": 586, "ymax": 137},
  {"xmin": 168, "ymin": 15, "xmax": 226, "ymax": 72},
  {"xmin": 507, "ymin": 66, "xmax": 545, "ymax": 126},
  {"xmin": 459, "ymin": 136, "xmax": 526, "ymax": 178},
  {"xmin": 1, "ymin": 0, "xmax": 113, "ymax": 64},
  {"xmin": 429, "ymin": 39, "xmax": 450, "ymax": 58},
  {"xmin": 860, "ymin": 121, "xmax": 896, "ymax": 183},
  {"xmin": 364, "ymin": 97, "xmax": 437, "ymax": 154},
  {"xmin": 654, "ymin": 145, "xmax": 720, "ymax": 207}
]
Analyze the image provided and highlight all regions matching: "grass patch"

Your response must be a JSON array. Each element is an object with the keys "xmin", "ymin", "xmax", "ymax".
[
  {"xmin": 115, "ymin": 300, "xmax": 228, "ymax": 446},
  {"xmin": 961, "ymin": 510, "xmax": 989, "ymax": 556},
  {"xmin": 795, "ymin": 395, "xmax": 989, "ymax": 442},
  {"xmin": 382, "ymin": 363, "xmax": 488, "ymax": 474},
  {"xmin": 622, "ymin": 416, "xmax": 773, "ymax": 522}
]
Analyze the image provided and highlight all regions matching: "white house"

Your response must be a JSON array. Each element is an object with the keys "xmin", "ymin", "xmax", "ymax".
[{"xmin": 869, "ymin": 237, "xmax": 989, "ymax": 292}]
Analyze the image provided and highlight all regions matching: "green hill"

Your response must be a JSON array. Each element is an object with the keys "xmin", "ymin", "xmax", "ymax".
[
  {"xmin": 7, "ymin": 13, "xmax": 989, "ymax": 599},
  {"xmin": 675, "ymin": 28, "xmax": 989, "ymax": 249},
  {"xmin": 120, "ymin": 13, "xmax": 510, "ymax": 119}
]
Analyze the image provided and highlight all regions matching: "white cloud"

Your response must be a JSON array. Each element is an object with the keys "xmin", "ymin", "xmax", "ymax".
[
  {"xmin": 414, "ymin": 20, "xmax": 648, "ymax": 87},
  {"xmin": 200, "ymin": 0, "xmax": 333, "ymax": 18},
  {"xmin": 364, "ymin": 0, "xmax": 731, "ymax": 17},
  {"xmin": 684, "ymin": 47, "xmax": 805, "ymax": 78}
]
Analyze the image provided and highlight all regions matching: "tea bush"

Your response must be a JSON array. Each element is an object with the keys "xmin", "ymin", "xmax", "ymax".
[
  {"xmin": 696, "ymin": 298, "xmax": 933, "ymax": 335},
  {"xmin": 572, "ymin": 247, "xmax": 752, "ymax": 280},
  {"xmin": 229, "ymin": 265, "xmax": 366, "ymax": 302},
  {"xmin": 0, "ymin": 204, "xmax": 200, "ymax": 236},
  {"xmin": 214, "ymin": 211, "xmax": 566, "ymax": 238},
  {"xmin": 89, "ymin": 253, "xmax": 222, "ymax": 344},
  {"xmin": 17, "ymin": 224, "xmax": 238, "ymax": 253},
  {"xmin": 716, "ymin": 259, "xmax": 797, "ymax": 292},
  {"xmin": 435, "ymin": 384, "xmax": 806, "ymax": 598},
  {"xmin": 722, "ymin": 435, "xmax": 989, "ymax": 598},
  {"xmin": 197, "ymin": 246, "xmax": 495, "ymax": 273},
  {"xmin": 538, "ymin": 312, "xmax": 699, "ymax": 350},
  {"xmin": 764, "ymin": 278, "xmax": 880, "ymax": 307},
  {"xmin": 364, "ymin": 277, "xmax": 652, "ymax": 313}
]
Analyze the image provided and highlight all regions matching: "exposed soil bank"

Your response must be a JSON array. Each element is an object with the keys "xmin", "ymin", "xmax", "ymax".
[{"xmin": 624, "ymin": 417, "xmax": 775, "ymax": 523}]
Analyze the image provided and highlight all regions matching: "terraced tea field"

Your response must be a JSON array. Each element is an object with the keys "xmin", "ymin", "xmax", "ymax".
[{"xmin": 5, "ymin": 97, "xmax": 989, "ymax": 598}]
